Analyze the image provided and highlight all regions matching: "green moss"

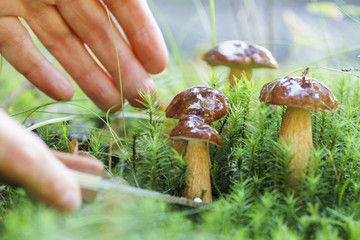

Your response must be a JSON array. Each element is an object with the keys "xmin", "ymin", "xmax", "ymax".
[{"xmin": 2, "ymin": 71, "xmax": 360, "ymax": 239}]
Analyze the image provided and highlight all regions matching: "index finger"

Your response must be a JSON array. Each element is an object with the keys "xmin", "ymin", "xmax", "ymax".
[{"xmin": 103, "ymin": 0, "xmax": 168, "ymax": 74}]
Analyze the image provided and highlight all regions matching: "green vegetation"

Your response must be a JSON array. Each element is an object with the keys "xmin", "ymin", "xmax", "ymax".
[
  {"xmin": 2, "ymin": 71, "xmax": 360, "ymax": 239},
  {"xmin": 1, "ymin": 1, "xmax": 360, "ymax": 239}
]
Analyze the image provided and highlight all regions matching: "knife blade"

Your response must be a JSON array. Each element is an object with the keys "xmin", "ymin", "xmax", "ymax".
[
  {"xmin": 55, "ymin": 150, "xmax": 206, "ymax": 208},
  {"xmin": 70, "ymin": 169, "xmax": 206, "ymax": 208}
]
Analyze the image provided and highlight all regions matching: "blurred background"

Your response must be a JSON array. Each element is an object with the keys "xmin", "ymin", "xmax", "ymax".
[
  {"xmin": 149, "ymin": 0, "xmax": 360, "ymax": 101},
  {"xmin": 152, "ymin": 0, "xmax": 360, "ymax": 66}
]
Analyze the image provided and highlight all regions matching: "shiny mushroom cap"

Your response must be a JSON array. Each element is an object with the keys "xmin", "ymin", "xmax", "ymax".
[
  {"xmin": 259, "ymin": 75, "xmax": 339, "ymax": 112},
  {"xmin": 202, "ymin": 40, "xmax": 279, "ymax": 70},
  {"xmin": 170, "ymin": 119, "xmax": 223, "ymax": 147},
  {"xmin": 165, "ymin": 86, "xmax": 229, "ymax": 123}
]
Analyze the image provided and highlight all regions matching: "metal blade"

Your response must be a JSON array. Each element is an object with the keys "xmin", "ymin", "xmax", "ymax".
[{"xmin": 70, "ymin": 170, "xmax": 206, "ymax": 208}]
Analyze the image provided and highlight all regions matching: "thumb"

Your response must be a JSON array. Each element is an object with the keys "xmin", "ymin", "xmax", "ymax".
[{"xmin": 0, "ymin": 110, "xmax": 81, "ymax": 212}]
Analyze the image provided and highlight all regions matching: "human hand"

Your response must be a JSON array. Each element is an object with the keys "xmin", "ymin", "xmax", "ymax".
[
  {"xmin": 0, "ymin": 0, "xmax": 168, "ymax": 111},
  {"xmin": 0, "ymin": 109, "xmax": 82, "ymax": 212}
]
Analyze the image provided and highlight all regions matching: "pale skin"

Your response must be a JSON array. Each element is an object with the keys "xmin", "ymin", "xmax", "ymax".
[{"xmin": 0, "ymin": 0, "xmax": 168, "ymax": 212}]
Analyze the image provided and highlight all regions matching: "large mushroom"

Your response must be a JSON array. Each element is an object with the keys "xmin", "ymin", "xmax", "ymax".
[
  {"xmin": 203, "ymin": 40, "xmax": 279, "ymax": 86},
  {"xmin": 259, "ymin": 68, "xmax": 338, "ymax": 186},
  {"xmin": 165, "ymin": 86, "xmax": 229, "ymax": 203}
]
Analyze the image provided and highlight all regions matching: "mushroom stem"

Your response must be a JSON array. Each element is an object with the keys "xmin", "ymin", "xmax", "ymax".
[
  {"xmin": 229, "ymin": 68, "xmax": 253, "ymax": 86},
  {"xmin": 173, "ymin": 140, "xmax": 188, "ymax": 157},
  {"xmin": 279, "ymin": 107, "xmax": 313, "ymax": 184},
  {"xmin": 171, "ymin": 140, "xmax": 187, "ymax": 168},
  {"xmin": 184, "ymin": 140, "xmax": 212, "ymax": 203}
]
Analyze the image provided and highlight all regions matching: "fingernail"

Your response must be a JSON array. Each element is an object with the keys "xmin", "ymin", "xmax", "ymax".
[{"xmin": 60, "ymin": 189, "xmax": 81, "ymax": 212}]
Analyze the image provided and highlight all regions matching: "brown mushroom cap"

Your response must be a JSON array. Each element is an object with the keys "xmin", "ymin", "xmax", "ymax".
[
  {"xmin": 165, "ymin": 86, "xmax": 229, "ymax": 123},
  {"xmin": 170, "ymin": 119, "xmax": 223, "ymax": 147},
  {"xmin": 202, "ymin": 40, "xmax": 279, "ymax": 70},
  {"xmin": 259, "ymin": 75, "xmax": 339, "ymax": 112}
]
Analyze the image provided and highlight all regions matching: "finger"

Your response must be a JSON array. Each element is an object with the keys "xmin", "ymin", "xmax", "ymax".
[
  {"xmin": 0, "ymin": 17, "xmax": 74, "ymax": 101},
  {"xmin": 0, "ymin": 0, "xmax": 25, "ymax": 16},
  {"xmin": 24, "ymin": 6, "xmax": 124, "ymax": 112},
  {"xmin": 55, "ymin": 0, "xmax": 156, "ymax": 107},
  {"xmin": 103, "ymin": 0, "xmax": 169, "ymax": 74},
  {"xmin": 0, "ymin": 110, "xmax": 81, "ymax": 212},
  {"xmin": 53, "ymin": 151, "xmax": 104, "ymax": 176}
]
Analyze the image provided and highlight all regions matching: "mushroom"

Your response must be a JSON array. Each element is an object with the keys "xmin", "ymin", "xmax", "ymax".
[
  {"xmin": 203, "ymin": 40, "xmax": 279, "ymax": 86},
  {"xmin": 259, "ymin": 68, "xmax": 338, "ymax": 186},
  {"xmin": 165, "ymin": 86, "xmax": 230, "ymax": 123},
  {"xmin": 166, "ymin": 86, "xmax": 229, "ymax": 156},
  {"xmin": 165, "ymin": 86, "xmax": 229, "ymax": 203},
  {"xmin": 170, "ymin": 119, "xmax": 224, "ymax": 203}
]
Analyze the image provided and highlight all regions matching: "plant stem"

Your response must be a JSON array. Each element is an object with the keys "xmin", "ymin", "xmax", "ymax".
[
  {"xmin": 209, "ymin": 0, "xmax": 216, "ymax": 46},
  {"xmin": 132, "ymin": 134, "xmax": 137, "ymax": 173}
]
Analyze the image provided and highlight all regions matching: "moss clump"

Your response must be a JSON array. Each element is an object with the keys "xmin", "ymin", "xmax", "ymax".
[{"xmin": 2, "ymin": 72, "xmax": 360, "ymax": 239}]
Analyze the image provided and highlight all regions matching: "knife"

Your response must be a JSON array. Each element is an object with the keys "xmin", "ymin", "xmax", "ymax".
[
  {"xmin": 55, "ymin": 151, "xmax": 206, "ymax": 208},
  {"xmin": 70, "ymin": 169, "xmax": 206, "ymax": 208}
]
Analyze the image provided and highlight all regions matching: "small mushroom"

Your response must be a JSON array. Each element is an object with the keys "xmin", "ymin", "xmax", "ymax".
[
  {"xmin": 166, "ymin": 86, "xmax": 229, "ymax": 157},
  {"xmin": 165, "ymin": 86, "xmax": 229, "ymax": 203},
  {"xmin": 259, "ymin": 68, "xmax": 338, "ymax": 186},
  {"xmin": 170, "ymin": 119, "xmax": 223, "ymax": 203},
  {"xmin": 203, "ymin": 41, "xmax": 279, "ymax": 86}
]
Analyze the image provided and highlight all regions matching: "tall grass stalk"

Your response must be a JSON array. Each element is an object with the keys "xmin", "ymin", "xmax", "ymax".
[
  {"xmin": 209, "ymin": 0, "xmax": 216, "ymax": 46},
  {"xmin": 148, "ymin": 0, "xmax": 184, "ymax": 78},
  {"xmin": 9, "ymin": 99, "xmax": 89, "ymax": 124},
  {"xmin": 0, "ymin": 55, "xmax": 3, "ymax": 76},
  {"xmin": 105, "ymin": 6, "xmax": 126, "ymax": 141},
  {"xmin": 104, "ymin": 7, "xmax": 144, "ymax": 184},
  {"xmin": 338, "ymin": 7, "xmax": 360, "ymax": 25}
]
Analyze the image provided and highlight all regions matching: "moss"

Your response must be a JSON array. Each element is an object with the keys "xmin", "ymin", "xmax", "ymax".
[{"xmin": 1, "ymin": 71, "xmax": 360, "ymax": 239}]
